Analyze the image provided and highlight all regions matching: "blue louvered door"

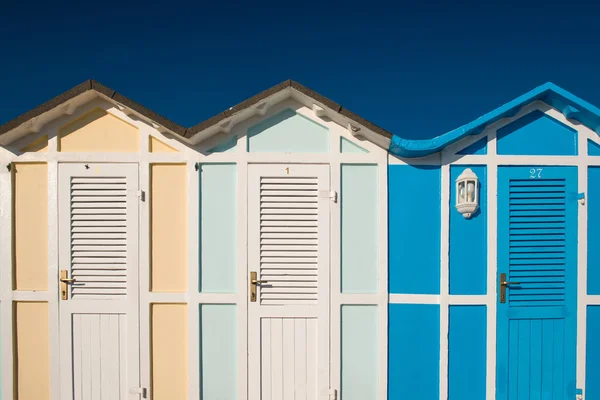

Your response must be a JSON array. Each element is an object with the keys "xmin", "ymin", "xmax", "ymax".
[{"xmin": 496, "ymin": 166, "xmax": 577, "ymax": 400}]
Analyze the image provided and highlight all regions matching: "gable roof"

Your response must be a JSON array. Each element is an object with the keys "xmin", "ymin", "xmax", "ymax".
[
  {"xmin": 0, "ymin": 79, "xmax": 392, "ymax": 146},
  {"xmin": 2, "ymin": 80, "xmax": 598, "ymax": 158},
  {"xmin": 389, "ymin": 82, "xmax": 600, "ymax": 158}
]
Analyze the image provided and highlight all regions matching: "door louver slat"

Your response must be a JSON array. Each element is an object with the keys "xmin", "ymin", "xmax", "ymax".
[
  {"xmin": 508, "ymin": 179, "xmax": 567, "ymax": 307},
  {"xmin": 260, "ymin": 177, "xmax": 319, "ymax": 305},
  {"xmin": 70, "ymin": 177, "xmax": 128, "ymax": 297}
]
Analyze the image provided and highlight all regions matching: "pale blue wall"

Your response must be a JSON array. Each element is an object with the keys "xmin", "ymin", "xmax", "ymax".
[
  {"xmin": 449, "ymin": 165, "xmax": 487, "ymax": 295},
  {"xmin": 389, "ymin": 165, "xmax": 441, "ymax": 294},
  {"xmin": 200, "ymin": 164, "xmax": 237, "ymax": 292},
  {"xmin": 247, "ymin": 109, "xmax": 329, "ymax": 152},
  {"xmin": 342, "ymin": 305, "xmax": 378, "ymax": 400},
  {"xmin": 341, "ymin": 137, "xmax": 368, "ymax": 153},
  {"xmin": 200, "ymin": 305, "xmax": 237, "ymax": 400},
  {"xmin": 341, "ymin": 165, "xmax": 379, "ymax": 293}
]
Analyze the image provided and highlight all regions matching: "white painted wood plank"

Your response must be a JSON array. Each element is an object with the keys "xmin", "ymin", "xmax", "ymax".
[
  {"xmin": 90, "ymin": 314, "xmax": 101, "ymax": 400},
  {"xmin": 271, "ymin": 318, "xmax": 283, "ymax": 400},
  {"xmin": 80, "ymin": 314, "xmax": 92, "ymax": 400},
  {"xmin": 119, "ymin": 314, "xmax": 127, "ymax": 400},
  {"xmin": 306, "ymin": 318, "xmax": 317, "ymax": 400},
  {"xmin": 73, "ymin": 314, "xmax": 82, "ymax": 400},
  {"xmin": 283, "ymin": 318, "xmax": 295, "ymax": 400},
  {"xmin": 295, "ymin": 318, "xmax": 307, "ymax": 400},
  {"xmin": 261, "ymin": 318, "xmax": 272, "ymax": 400}
]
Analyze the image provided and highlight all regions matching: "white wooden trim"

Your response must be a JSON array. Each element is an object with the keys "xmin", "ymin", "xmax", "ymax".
[
  {"xmin": 236, "ymin": 157, "xmax": 249, "ymax": 400},
  {"xmin": 388, "ymin": 294, "xmax": 440, "ymax": 304},
  {"xmin": 11, "ymin": 291, "xmax": 51, "ymax": 301},
  {"xmin": 47, "ymin": 135, "xmax": 60, "ymax": 399},
  {"xmin": 187, "ymin": 161, "xmax": 200, "ymax": 400},
  {"xmin": 329, "ymin": 157, "xmax": 341, "ymax": 398},
  {"xmin": 439, "ymin": 164, "xmax": 450, "ymax": 400},
  {"xmin": 485, "ymin": 130, "xmax": 498, "ymax": 400},
  {"xmin": 378, "ymin": 156, "xmax": 389, "ymax": 400},
  {"xmin": 585, "ymin": 296, "xmax": 600, "ymax": 305},
  {"xmin": 138, "ymin": 161, "xmax": 151, "ymax": 400},
  {"xmin": 448, "ymin": 295, "xmax": 490, "ymax": 305},
  {"xmin": 577, "ymin": 139, "xmax": 588, "ymax": 395},
  {"xmin": 0, "ymin": 163, "xmax": 13, "ymax": 400}
]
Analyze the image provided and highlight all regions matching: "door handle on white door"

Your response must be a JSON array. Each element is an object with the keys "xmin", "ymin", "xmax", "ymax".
[
  {"xmin": 250, "ymin": 271, "xmax": 268, "ymax": 302},
  {"xmin": 60, "ymin": 270, "xmax": 76, "ymax": 300}
]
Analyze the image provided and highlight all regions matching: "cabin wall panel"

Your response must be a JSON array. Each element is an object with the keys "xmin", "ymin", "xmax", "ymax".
[
  {"xmin": 388, "ymin": 304, "xmax": 439, "ymax": 399},
  {"xmin": 151, "ymin": 164, "xmax": 187, "ymax": 292},
  {"xmin": 389, "ymin": 165, "xmax": 441, "ymax": 294},
  {"xmin": 449, "ymin": 165, "xmax": 487, "ymax": 295},
  {"xmin": 14, "ymin": 302, "xmax": 50, "ymax": 400},
  {"xmin": 152, "ymin": 304, "xmax": 188, "ymax": 400},
  {"xmin": 13, "ymin": 163, "xmax": 48, "ymax": 291}
]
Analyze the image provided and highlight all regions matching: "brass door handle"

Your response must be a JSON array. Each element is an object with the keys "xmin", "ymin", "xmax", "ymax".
[
  {"xmin": 60, "ymin": 277, "xmax": 76, "ymax": 284},
  {"xmin": 499, "ymin": 273, "xmax": 520, "ymax": 303},
  {"xmin": 250, "ymin": 271, "xmax": 268, "ymax": 303}
]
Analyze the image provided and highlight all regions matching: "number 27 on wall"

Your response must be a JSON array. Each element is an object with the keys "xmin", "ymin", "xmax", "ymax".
[{"xmin": 529, "ymin": 168, "xmax": 543, "ymax": 179}]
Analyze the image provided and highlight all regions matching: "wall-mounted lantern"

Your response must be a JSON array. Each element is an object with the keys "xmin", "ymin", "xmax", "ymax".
[{"xmin": 455, "ymin": 168, "xmax": 479, "ymax": 218}]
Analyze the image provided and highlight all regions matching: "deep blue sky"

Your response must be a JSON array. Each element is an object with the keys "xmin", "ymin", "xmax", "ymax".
[{"xmin": 1, "ymin": 1, "xmax": 599, "ymax": 140}]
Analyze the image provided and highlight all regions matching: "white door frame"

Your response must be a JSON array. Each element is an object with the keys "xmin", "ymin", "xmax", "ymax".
[
  {"xmin": 247, "ymin": 163, "xmax": 331, "ymax": 400},
  {"xmin": 57, "ymin": 163, "xmax": 141, "ymax": 400}
]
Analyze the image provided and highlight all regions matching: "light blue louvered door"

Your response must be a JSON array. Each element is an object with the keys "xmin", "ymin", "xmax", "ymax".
[{"xmin": 496, "ymin": 166, "xmax": 577, "ymax": 400}]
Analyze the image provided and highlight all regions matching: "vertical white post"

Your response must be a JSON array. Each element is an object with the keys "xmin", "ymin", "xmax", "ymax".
[
  {"xmin": 48, "ymin": 158, "xmax": 60, "ymax": 400},
  {"xmin": 577, "ymin": 132, "xmax": 588, "ymax": 395},
  {"xmin": 486, "ymin": 131, "xmax": 498, "ymax": 400},
  {"xmin": 439, "ymin": 163, "xmax": 450, "ymax": 400},
  {"xmin": 237, "ymin": 133, "xmax": 249, "ymax": 400},
  {"xmin": 188, "ymin": 161, "xmax": 200, "ymax": 400},
  {"xmin": 138, "ymin": 160, "xmax": 151, "ymax": 399},
  {"xmin": 0, "ymin": 161, "xmax": 13, "ymax": 400}
]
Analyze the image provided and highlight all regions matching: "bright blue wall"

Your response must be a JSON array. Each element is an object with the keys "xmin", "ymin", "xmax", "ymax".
[
  {"xmin": 588, "ymin": 167, "xmax": 600, "ymax": 294},
  {"xmin": 457, "ymin": 137, "xmax": 487, "ymax": 155},
  {"xmin": 449, "ymin": 166, "xmax": 487, "ymax": 294},
  {"xmin": 389, "ymin": 165, "xmax": 441, "ymax": 294},
  {"xmin": 496, "ymin": 110, "xmax": 578, "ymax": 156},
  {"xmin": 587, "ymin": 306, "xmax": 600, "ymax": 400},
  {"xmin": 389, "ymin": 304, "xmax": 439, "ymax": 400},
  {"xmin": 448, "ymin": 306, "xmax": 487, "ymax": 400},
  {"xmin": 587, "ymin": 139, "xmax": 600, "ymax": 156}
]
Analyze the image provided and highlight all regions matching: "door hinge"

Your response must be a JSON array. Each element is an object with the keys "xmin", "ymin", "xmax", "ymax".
[
  {"xmin": 129, "ymin": 190, "xmax": 145, "ymax": 201},
  {"xmin": 329, "ymin": 388, "xmax": 337, "ymax": 400},
  {"xmin": 319, "ymin": 190, "xmax": 338, "ymax": 203},
  {"xmin": 576, "ymin": 388, "xmax": 583, "ymax": 400},
  {"xmin": 129, "ymin": 387, "xmax": 146, "ymax": 398},
  {"xmin": 578, "ymin": 192, "xmax": 585, "ymax": 205}
]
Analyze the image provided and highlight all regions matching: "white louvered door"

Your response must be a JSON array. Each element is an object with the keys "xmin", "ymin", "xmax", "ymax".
[
  {"xmin": 58, "ymin": 164, "xmax": 140, "ymax": 400},
  {"xmin": 248, "ymin": 164, "xmax": 330, "ymax": 400}
]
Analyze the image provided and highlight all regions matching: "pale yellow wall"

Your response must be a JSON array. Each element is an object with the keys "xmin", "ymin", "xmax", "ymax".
[
  {"xmin": 15, "ymin": 302, "xmax": 50, "ymax": 400},
  {"xmin": 20, "ymin": 135, "xmax": 48, "ymax": 152},
  {"xmin": 13, "ymin": 163, "xmax": 48, "ymax": 290},
  {"xmin": 152, "ymin": 304, "xmax": 188, "ymax": 400},
  {"xmin": 58, "ymin": 108, "xmax": 139, "ymax": 152},
  {"xmin": 149, "ymin": 136, "xmax": 178, "ymax": 153},
  {"xmin": 151, "ymin": 164, "xmax": 188, "ymax": 292}
]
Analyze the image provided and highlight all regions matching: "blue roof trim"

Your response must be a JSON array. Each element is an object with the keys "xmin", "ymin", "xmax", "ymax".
[{"xmin": 388, "ymin": 82, "xmax": 600, "ymax": 158}]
